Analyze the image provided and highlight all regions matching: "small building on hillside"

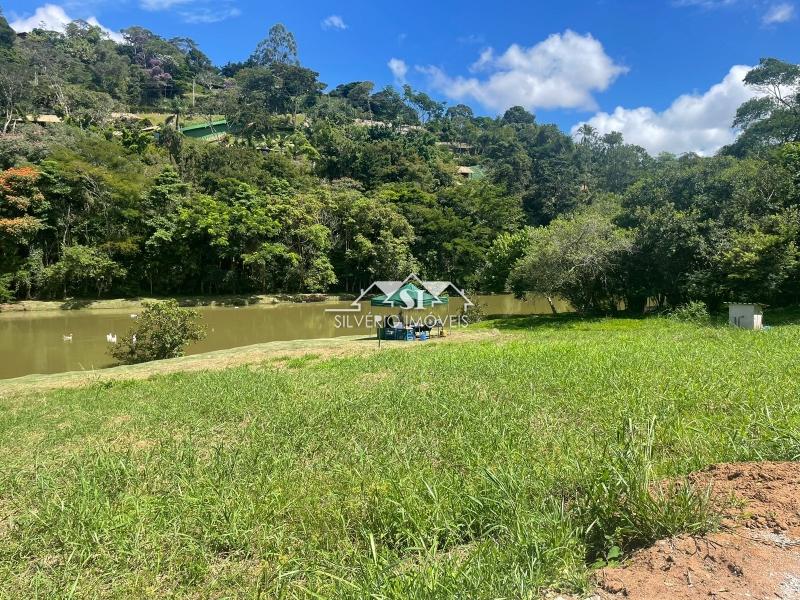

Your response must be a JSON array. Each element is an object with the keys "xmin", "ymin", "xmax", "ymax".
[
  {"xmin": 437, "ymin": 141, "xmax": 475, "ymax": 155},
  {"xmin": 178, "ymin": 119, "xmax": 229, "ymax": 142},
  {"xmin": 727, "ymin": 303, "xmax": 766, "ymax": 330},
  {"xmin": 456, "ymin": 165, "xmax": 486, "ymax": 180},
  {"xmin": 15, "ymin": 114, "xmax": 62, "ymax": 125},
  {"xmin": 354, "ymin": 118, "xmax": 390, "ymax": 128}
]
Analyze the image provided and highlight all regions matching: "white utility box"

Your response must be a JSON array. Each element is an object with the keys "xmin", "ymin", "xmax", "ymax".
[{"xmin": 727, "ymin": 303, "xmax": 765, "ymax": 330}]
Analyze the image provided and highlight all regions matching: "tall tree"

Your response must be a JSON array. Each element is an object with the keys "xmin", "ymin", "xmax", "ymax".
[
  {"xmin": 251, "ymin": 23, "xmax": 299, "ymax": 66},
  {"xmin": 0, "ymin": 9, "xmax": 15, "ymax": 50},
  {"xmin": 402, "ymin": 84, "xmax": 444, "ymax": 123},
  {"xmin": 727, "ymin": 58, "xmax": 800, "ymax": 155}
]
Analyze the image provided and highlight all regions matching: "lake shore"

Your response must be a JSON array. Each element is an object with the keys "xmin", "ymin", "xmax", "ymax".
[
  {"xmin": 0, "ymin": 293, "xmax": 357, "ymax": 313},
  {"xmin": 0, "ymin": 327, "xmax": 500, "ymax": 396}
]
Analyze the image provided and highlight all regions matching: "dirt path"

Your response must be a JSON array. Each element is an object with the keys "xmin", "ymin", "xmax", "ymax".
[
  {"xmin": 595, "ymin": 462, "xmax": 800, "ymax": 600},
  {"xmin": 0, "ymin": 329, "xmax": 501, "ymax": 397}
]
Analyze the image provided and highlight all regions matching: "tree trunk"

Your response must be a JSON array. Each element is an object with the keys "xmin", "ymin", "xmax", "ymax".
[{"xmin": 547, "ymin": 296, "xmax": 558, "ymax": 315}]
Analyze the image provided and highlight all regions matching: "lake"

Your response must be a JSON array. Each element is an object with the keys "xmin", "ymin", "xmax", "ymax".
[{"xmin": 0, "ymin": 294, "xmax": 566, "ymax": 379}]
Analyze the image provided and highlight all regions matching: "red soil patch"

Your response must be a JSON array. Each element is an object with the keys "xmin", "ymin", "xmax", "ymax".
[{"xmin": 596, "ymin": 462, "xmax": 800, "ymax": 600}]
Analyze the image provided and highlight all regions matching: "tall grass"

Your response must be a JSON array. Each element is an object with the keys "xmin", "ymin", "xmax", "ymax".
[{"xmin": 1, "ymin": 315, "xmax": 799, "ymax": 597}]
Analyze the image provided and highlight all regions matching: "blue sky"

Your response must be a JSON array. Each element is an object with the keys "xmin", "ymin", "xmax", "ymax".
[{"xmin": 4, "ymin": 0, "xmax": 799, "ymax": 154}]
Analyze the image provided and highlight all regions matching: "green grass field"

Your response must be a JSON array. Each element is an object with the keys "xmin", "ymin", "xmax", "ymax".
[{"xmin": 1, "ymin": 314, "xmax": 799, "ymax": 598}]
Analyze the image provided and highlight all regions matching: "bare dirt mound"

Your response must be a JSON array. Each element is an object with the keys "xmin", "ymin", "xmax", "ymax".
[{"xmin": 596, "ymin": 462, "xmax": 800, "ymax": 600}]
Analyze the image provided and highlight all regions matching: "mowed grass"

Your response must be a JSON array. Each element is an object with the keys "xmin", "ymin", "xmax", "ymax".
[{"xmin": 1, "ymin": 314, "xmax": 800, "ymax": 598}]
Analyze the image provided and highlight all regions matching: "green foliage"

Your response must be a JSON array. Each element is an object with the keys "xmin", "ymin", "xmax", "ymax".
[
  {"xmin": 481, "ymin": 229, "xmax": 531, "ymax": 292},
  {"xmin": 509, "ymin": 214, "xmax": 632, "ymax": 313},
  {"xmin": 43, "ymin": 245, "xmax": 126, "ymax": 298},
  {"xmin": 402, "ymin": 84, "xmax": 446, "ymax": 123},
  {"xmin": 574, "ymin": 419, "xmax": 716, "ymax": 561},
  {"xmin": 376, "ymin": 180, "xmax": 523, "ymax": 287},
  {"xmin": 458, "ymin": 290, "xmax": 488, "ymax": 323},
  {"xmin": 250, "ymin": 23, "xmax": 298, "ymax": 66},
  {"xmin": 109, "ymin": 300, "xmax": 205, "ymax": 364},
  {"xmin": 501, "ymin": 105, "xmax": 536, "ymax": 125},
  {"xmin": 324, "ymin": 182, "xmax": 418, "ymax": 291},
  {"xmin": 669, "ymin": 301, "xmax": 710, "ymax": 324},
  {"xmin": 0, "ymin": 26, "xmax": 799, "ymax": 313},
  {"xmin": 0, "ymin": 10, "xmax": 14, "ymax": 50},
  {"xmin": 0, "ymin": 273, "xmax": 12, "ymax": 302},
  {"xmin": 726, "ymin": 58, "xmax": 800, "ymax": 155}
]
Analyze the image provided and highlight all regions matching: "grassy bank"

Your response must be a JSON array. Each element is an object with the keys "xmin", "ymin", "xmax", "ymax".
[{"xmin": 1, "ymin": 314, "xmax": 799, "ymax": 597}]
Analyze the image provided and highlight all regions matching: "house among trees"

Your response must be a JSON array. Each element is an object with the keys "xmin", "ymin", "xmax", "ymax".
[
  {"xmin": 438, "ymin": 141, "xmax": 475, "ymax": 155},
  {"xmin": 14, "ymin": 114, "xmax": 62, "ymax": 126},
  {"xmin": 178, "ymin": 119, "xmax": 229, "ymax": 142},
  {"xmin": 457, "ymin": 165, "xmax": 486, "ymax": 180}
]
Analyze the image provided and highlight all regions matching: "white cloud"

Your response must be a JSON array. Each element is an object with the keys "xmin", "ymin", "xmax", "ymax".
[
  {"xmin": 321, "ymin": 15, "xmax": 347, "ymax": 30},
  {"xmin": 418, "ymin": 30, "xmax": 627, "ymax": 113},
  {"xmin": 180, "ymin": 6, "xmax": 241, "ymax": 23},
  {"xmin": 388, "ymin": 58, "xmax": 408, "ymax": 84},
  {"xmin": 672, "ymin": 0, "xmax": 738, "ymax": 7},
  {"xmin": 141, "ymin": 0, "xmax": 240, "ymax": 23},
  {"xmin": 9, "ymin": 4, "xmax": 123, "ymax": 43},
  {"xmin": 762, "ymin": 2, "xmax": 796, "ymax": 23},
  {"xmin": 572, "ymin": 65, "xmax": 757, "ymax": 156},
  {"xmin": 140, "ymin": 0, "xmax": 192, "ymax": 10}
]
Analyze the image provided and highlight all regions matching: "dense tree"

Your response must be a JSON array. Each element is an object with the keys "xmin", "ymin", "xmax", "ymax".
[
  {"xmin": 0, "ymin": 23, "xmax": 798, "ymax": 312},
  {"xmin": 726, "ymin": 58, "xmax": 800, "ymax": 155},
  {"xmin": 0, "ymin": 53, "xmax": 31, "ymax": 134},
  {"xmin": 481, "ymin": 230, "xmax": 531, "ymax": 293},
  {"xmin": 0, "ymin": 167, "xmax": 46, "ymax": 280},
  {"xmin": 250, "ymin": 23, "xmax": 299, "ymax": 66},
  {"xmin": 0, "ymin": 10, "xmax": 15, "ymax": 50},
  {"xmin": 509, "ymin": 214, "xmax": 632, "ymax": 314},
  {"xmin": 501, "ymin": 106, "xmax": 536, "ymax": 126},
  {"xmin": 402, "ymin": 85, "xmax": 445, "ymax": 123},
  {"xmin": 43, "ymin": 244, "xmax": 126, "ymax": 298}
]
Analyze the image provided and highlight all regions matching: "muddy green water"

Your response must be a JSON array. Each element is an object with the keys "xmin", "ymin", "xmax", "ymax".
[{"xmin": 0, "ymin": 295, "xmax": 565, "ymax": 379}]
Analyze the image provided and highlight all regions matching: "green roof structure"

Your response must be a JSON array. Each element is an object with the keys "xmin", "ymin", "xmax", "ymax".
[
  {"xmin": 370, "ymin": 282, "xmax": 448, "ymax": 309},
  {"xmin": 179, "ymin": 119, "xmax": 229, "ymax": 141}
]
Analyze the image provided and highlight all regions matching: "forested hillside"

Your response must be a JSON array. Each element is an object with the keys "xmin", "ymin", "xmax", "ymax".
[{"xmin": 1, "ymin": 15, "xmax": 799, "ymax": 311}]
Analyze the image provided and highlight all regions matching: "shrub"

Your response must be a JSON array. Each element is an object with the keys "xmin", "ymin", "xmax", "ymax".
[
  {"xmin": 573, "ymin": 419, "xmax": 718, "ymax": 562},
  {"xmin": 0, "ymin": 274, "xmax": 13, "ymax": 303},
  {"xmin": 459, "ymin": 290, "xmax": 488, "ymax": 324},
  {"xmin": 110, "ymin": 300, "xmax": 205, "ymax": 364},
  {"xmin": 669, "ymin": 300, "xmax": 710, "ymax": 324}
]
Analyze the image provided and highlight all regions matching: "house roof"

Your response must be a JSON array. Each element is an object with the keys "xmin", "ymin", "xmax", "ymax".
[
  {"xmin": 725, "ymin": 302, "xmax": 768, "ymax": 308},
  {"xmin": 437, "ymin": 141, "xmax": 474, "ymax": 150},
  {"xmin": 179, "ymin": 119, "xmax": 228, "ymax": 132},
  {"xmin": 17, "ymin": 114, "xmax": 62, "ymax": 124},
  {"xmin": 370, "ymin": 282, "xmax": 447, "ymax": 308},
  {"xmin": 111, "ymin": 112, "xmax": 142, "ymax": 120},
  {"xmin": 353, "ymin": 118, "xmax": 390, "ymax": 128}
]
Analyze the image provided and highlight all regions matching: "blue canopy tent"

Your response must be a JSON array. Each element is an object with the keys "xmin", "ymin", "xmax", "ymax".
[{"xmin": 371, "ymin": 282, "xmax": 448, "ymax": 342}]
